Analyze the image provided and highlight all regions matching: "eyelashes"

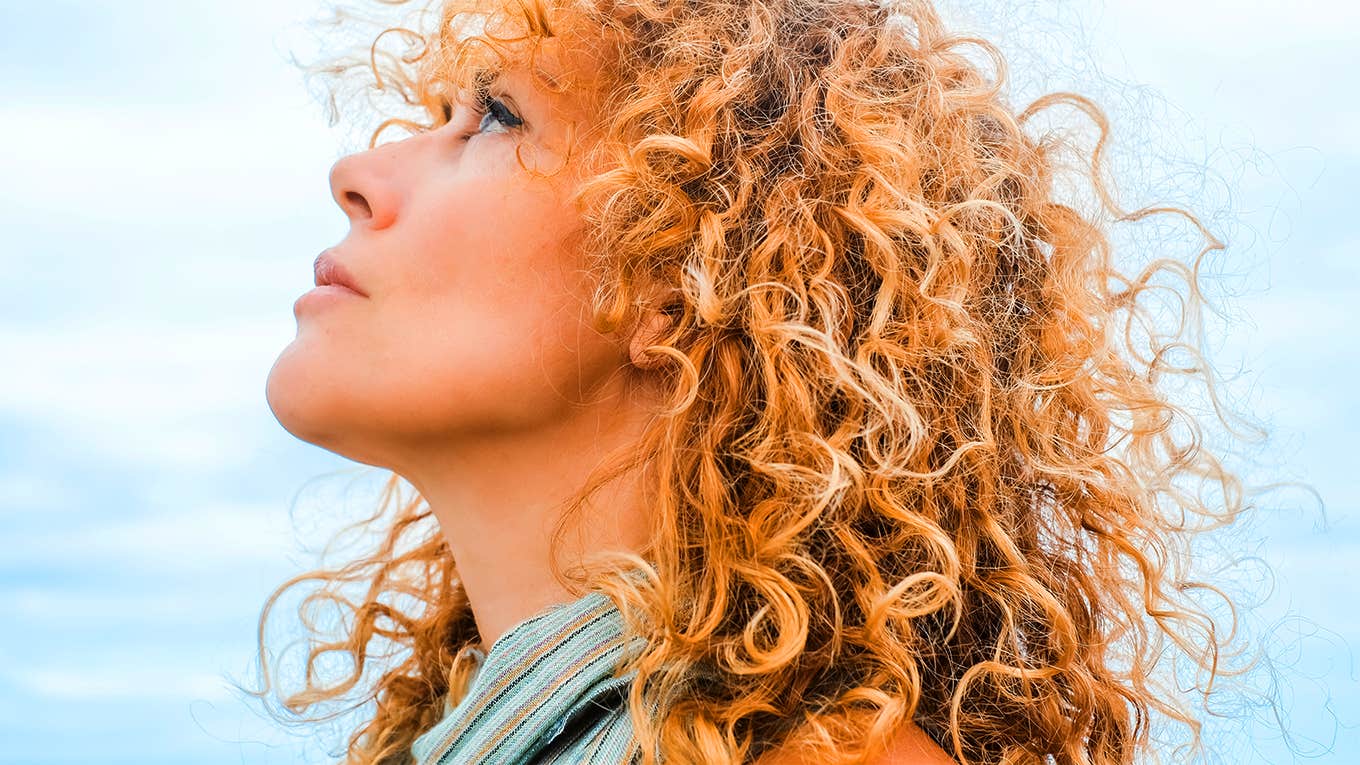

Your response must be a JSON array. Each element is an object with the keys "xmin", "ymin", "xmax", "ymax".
[
  {"xmin": 438, "ymin": 88, "xmax": 525, "ymax": 137},
  {"xmin": 476, "ymin": 91, "xmax": 525, "ymax": 132}
]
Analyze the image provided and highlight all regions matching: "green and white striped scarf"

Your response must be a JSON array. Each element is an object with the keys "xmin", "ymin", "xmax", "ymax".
[{"xmin": 411, "ymin": 588, "xmax": 652, "ymax": 765}]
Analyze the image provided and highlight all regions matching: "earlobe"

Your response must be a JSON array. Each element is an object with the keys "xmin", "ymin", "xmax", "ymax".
[{"xmin": 628, "ymin": 310, "xmax": 674, "ymax": 369}]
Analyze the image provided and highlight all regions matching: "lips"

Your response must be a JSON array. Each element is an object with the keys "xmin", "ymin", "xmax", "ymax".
[{"xmin": 313, "ymin": 250, "xmax": 368, "ymax": 297}]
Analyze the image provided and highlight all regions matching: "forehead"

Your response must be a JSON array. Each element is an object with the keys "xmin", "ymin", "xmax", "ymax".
[
  {"xmin": 506, "ymin": 35, "xmax": 605, "ymax": 112},
  {"xmin": 440, "ymin": 33, "xmax": 595, "ymax": 113}
]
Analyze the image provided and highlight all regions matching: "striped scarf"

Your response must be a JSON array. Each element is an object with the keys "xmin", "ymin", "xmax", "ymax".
[{"xmin": 411, "ymin": 588, "xmax": 653, "ymax": 765}]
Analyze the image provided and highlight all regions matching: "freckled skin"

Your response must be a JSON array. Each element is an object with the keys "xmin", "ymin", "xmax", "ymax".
[
  {"xmin": 267, "ymin": 65, "xmax": 618, "ymax": 470},
  {"xmin": 265, "ymin": 54, "xmax": 659, "ymax": 651}
]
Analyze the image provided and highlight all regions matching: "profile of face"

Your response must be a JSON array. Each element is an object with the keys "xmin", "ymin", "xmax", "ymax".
[{"xmin": 266, "ymin": 59, "xmax": 629, "ymax": 473}]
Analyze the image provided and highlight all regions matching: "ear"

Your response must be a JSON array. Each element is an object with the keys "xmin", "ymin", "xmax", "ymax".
[{"xmin": 628, "ymin": 308, "xmax": 675, "ymax": 370}]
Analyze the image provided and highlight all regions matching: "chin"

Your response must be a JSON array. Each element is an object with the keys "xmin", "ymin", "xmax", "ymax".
[
  {"xmin": 265, "ymin": 344, "xmax": 347, "ymax": 448},
  {"xmin": 265, "ymin": 345, "xmax": 410, "ymax": 469},
  {"xmin": 265, "ymin": 353, "xmax": 314, "ymax": 438}
]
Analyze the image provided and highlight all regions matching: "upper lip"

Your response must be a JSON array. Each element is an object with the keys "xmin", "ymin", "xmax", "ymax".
[{"xmin": 314, "ymin": 250, "xmax": 368, "ymax": 297}]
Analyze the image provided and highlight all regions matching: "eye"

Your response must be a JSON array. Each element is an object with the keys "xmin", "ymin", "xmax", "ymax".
[
  {"xmin": 439, "ymin": 91, "xmax": 525, "ymax": 138},
  {"xmin": 474, "ymin": 91, "xmax": 524, "ymax": 134}
]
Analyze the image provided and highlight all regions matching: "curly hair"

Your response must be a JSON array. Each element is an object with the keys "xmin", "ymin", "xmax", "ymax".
[{"xmin": 248, "ymin": 0, "xmax": 1274, "ymax": 762}]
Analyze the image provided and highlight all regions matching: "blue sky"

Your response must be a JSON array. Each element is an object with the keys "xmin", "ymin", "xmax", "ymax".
[{"xmin": 1, "ymin": 1, "xmax": 1355, "ymax": 762}]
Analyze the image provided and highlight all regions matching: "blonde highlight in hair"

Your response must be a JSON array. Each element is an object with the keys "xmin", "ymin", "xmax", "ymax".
[{"xmin": 250, "ymin": 0, "xmax": 1285, "ymax": 762}]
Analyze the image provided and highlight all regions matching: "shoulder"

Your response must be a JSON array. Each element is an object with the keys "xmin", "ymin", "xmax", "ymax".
[
  {"xmin": 861, "ymin": 723, "xmax": 957, "ymax": 765},
  {"xmin": 754, "ymin": 720, "xmax": 957, "ymax": 765}
]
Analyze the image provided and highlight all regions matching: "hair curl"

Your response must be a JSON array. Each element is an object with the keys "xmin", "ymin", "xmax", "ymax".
[{"xmin": 249, "ymin": 0, "xmax": 1282, "ymax": 762}]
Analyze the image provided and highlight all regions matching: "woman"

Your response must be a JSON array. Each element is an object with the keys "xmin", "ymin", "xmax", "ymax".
[{"xmin": 254, "ymin": 0, "xmax": 1255, "ymax": 762}]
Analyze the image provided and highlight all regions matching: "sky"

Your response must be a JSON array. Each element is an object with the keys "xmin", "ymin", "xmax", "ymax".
[{"xmin": 0, "ymin": 1, "xmax": 1355, "ymax": 763}]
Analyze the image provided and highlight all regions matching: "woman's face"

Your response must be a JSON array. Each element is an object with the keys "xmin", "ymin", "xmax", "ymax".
[{"xmin": 266, "ymin": 59, "xmax": 623, "ymax": 469}]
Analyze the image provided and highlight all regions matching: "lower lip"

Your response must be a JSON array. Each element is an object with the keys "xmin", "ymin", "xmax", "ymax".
[{"xmin": 294, "ymin": 284, "xmax": 366, "ymax": 315}]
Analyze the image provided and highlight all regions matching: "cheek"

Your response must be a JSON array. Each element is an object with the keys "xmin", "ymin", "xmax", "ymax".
[{"xmin": 371, "ymin": 181, "xmax": 622, "ymax": 434}]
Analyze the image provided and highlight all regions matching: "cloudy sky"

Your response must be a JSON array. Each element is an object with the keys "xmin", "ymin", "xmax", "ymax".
[{"xmin": 1, "ymin": 1, "xmax": 1355, "ymax": 763}]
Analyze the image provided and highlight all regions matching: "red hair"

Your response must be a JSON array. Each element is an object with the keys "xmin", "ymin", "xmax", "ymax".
[{"xmin": 248, "ymin": 0, "xmax": 1287, "ymax": 762}]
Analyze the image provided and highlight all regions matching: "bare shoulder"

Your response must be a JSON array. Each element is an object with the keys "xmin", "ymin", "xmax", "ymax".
[
  {"xmin": 861, "ymin": 722, "xmax": 957, "ymax": 765},
  {"xmin": 755, "ymin": 720, "xmax": 957, "ymax": 765}
]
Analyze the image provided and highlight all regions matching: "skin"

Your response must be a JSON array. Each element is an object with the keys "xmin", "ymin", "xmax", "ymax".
[
  {"xmin": 756, "ymin": 722, "xmax": 958, "ymax": 765},
  {"xmin": 266, "ymin": 39, "xmax": 954, "ymax": 765},
  {"xmin": 266, "ymin": 51, "xmax": 662, "ymax": 653}
]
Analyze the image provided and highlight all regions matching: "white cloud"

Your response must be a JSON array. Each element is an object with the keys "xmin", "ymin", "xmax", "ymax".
[
  {"xmin": 6, "ymin": 587, "xmax": 251, "ymax": 625},
  {"xmin": 8, "ymin": 666, "xmax": 235, "ymax": 702},
  {"xmin": 0, "ymin": 319, "xmax": 292, "ymax": 471},
  {"xmin": 1095, "ymin": 0, "xmax": 1360, "ymax": 51},
  {"xmin": 0, "ymin": 102, "xmax": 342, "ymax": 224},
  {"xmin": 0, "ymin": 470, "xmax": 81, "ymax": 514},
  {"xmin": 4, "ymin": 500, "xmax": 298, "ymax": 572},
  {"xmin": 940, "ymin": 0, "xmax": 1360, "ymax": 160}
]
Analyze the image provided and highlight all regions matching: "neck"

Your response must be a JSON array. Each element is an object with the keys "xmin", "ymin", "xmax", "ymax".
[{"xmin": 400, "ymin": 394, "xmax": 655, "ymax": 652}]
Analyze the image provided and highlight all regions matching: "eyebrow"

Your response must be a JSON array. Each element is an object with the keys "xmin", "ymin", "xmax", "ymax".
[
  {"xmin": 532, "ymin": 65, "xmax": 563, "ymax": 91},
  {"xmin": 491, "ymin": 65, "xmax": 565, "ymax": 100}
]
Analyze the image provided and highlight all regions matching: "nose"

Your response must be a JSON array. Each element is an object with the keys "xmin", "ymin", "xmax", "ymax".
[{"xmin": 328, "ymin": 146, "xmax": 401, "ymax": 230}]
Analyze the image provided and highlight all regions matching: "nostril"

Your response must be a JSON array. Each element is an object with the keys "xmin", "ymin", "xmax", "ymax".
[{"xmin": 345, "ymin": 190, "xmax": 372, "ymax": 220}]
